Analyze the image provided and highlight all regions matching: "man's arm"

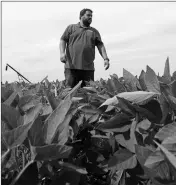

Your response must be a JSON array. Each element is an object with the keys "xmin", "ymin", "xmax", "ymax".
[
  {"xmin": 59, "ymin": 39, "xmax": 67, "ymax": 63},
  {"xmin": 97, "ymin": 44, "xmax": 110, "ymax": 70}
]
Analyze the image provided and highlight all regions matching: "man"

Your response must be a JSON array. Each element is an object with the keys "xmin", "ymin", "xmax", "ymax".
[{"xmin": 60, "ymin": 8, "xmax": 110, "ymax": 87}]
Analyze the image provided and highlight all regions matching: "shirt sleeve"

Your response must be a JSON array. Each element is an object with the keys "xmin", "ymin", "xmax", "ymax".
[
  {"xmin": 60, "ymin": 25, "xmax": 72, "ymax": 42},
  {"xmin": 95, "ymin": 29, "xmax": 103, "ymax": 46}
]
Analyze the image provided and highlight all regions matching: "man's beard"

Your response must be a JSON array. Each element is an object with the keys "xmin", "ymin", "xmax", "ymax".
[{"xmin": 82, "ymin": 19, "xmax": 91, "ymax": 27}]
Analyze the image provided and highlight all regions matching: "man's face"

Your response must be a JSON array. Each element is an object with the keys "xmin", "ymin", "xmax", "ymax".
[{"xmin": 82, "ymin": 11, "xmax": 92, "ymax": 26}]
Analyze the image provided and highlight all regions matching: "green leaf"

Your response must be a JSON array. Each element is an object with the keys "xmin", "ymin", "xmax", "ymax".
[
  {"xmin": 18, "ymin": 95, "xmax": 41, "ymax": 112},
  {"xmin": 1, "ymin": 85, "xmax": 14, "ymax": 102},
  {"xmin": 155, "ymin": 122, "xmax": 176, "ymax": 141},
  {"xmin": 108, "ymin": 148, "xmax": 137, "ymax": 171},
  {"xmin": 135, "ymin": 145, "xmax": 154, "ymax": 166},
  {"xmin": 31, "ymin": 144, "xmax": 72, "ymax": 161},
  {"xmin": 24, "ymin": 103, "xmax": 43, "ymax": 125},
  {"xmin": 159, "ymin": 94, "xmax": 170, "ymax": 125},
  {"xmin": 117, "ymin": 91, "xmax": 159, "ymax": 105},
  {"xmin": 1, "ymin": 149, "xmax": 11, "ymax": 170},
  {"xmin": 1, "ymin": 103, "xmax": 22, "ymax": 129},
  {"xmin": 154, "ymin": 141, "xmax": 176, "ymax": 169},
  {"xmin": 123, "ymin": 68, "xmax": 141, "ymax": 91},
  {"xmin": 50, "ymin": 169, "xmax": 80, "ymax": 185},
  {"xmin": 44, "ymin": 88, "xmax": 60, "ymax": 110},
  {"xmin": 100, "ymin": 96, "xmax": 118, "ymax": 107},
  {"xmin": 28, "ymin": 116, "xmax": 45, "ymax": 146},
  {"xmin": 133, "ymin": 105, "xmax": 156, "ymax": 122},
  {"xmin": 111, "ymin": 76, "xmax": 126, "ymax": 93},
  {"xmin": 44, "ymin": 82, "xmax": 81, "ymax": 144},
  {"xmin": 43, "ymin": 96, "xmax": 72, "ymax": 144},
  {"xmin": 162, "ymin": 135, "xmax": 176, "ymax": 145},
  {"xmin": 3, "ymin": 121, "xmax": 34, "ymax": 149},
  {"xmin": 115, "ymin": 133, "xmax": 136, "ymax": 153},
  {"xmin": 111, "ymin": 170, "xmax": 124, "ymax": 185},
  {"xmin": 97, "ymin": 113, "xmax": 131, "ymax": 133},
  {"xmin": 3, "ymin": 91, "xmax": 18, "ymax": 106},
  {"xmin": 56, "ymin": 108, "xmax": 77, "ymax": 145},
  {"xmin": 144, "ymin": 150, "xmax": 165, "ymax": 168},
  {"xmin": 83, "ymin": 86, "xmax": 97, "ymax": 93},
  {"xmin": 137, "ymin": 119, "xmax": 151, "ymax": 131},
  {"xmin": 58, "ymin": 161, "xmax": 88, "ymax": 174},
  {"xmin": 171, "ymin": 80, "xmax": 176, "ymax": 98},
  {"xmin": 10, "ymin": 161, "xmax": 38, "ymax": 185},
  {"xmin": 163, "ymin": 57, "xmax": 171, "ymax": 83},
  {"xmin": 116, "ymin": 97, "xmax": 136, "ymax": 116},
  {"xmin": 139, "ymin": 70, "xmax": 147, "ymax": 91},
  {"xmin": 145, "ymin": 65, "xmax": 161, "ymax": 93},
  {"xmin": 167, "ymin": 95, "xmax": 176, "ymax": 110}
]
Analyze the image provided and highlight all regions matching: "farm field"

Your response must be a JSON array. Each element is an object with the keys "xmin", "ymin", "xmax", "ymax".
[{"xmin": 1, "ymin": 58, "xmax": 176, "ymax": 185}]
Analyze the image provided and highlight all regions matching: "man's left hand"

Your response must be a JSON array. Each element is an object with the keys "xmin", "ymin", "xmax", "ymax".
[{"xmin": 104, "ymin": 59, "xmax": 110, "ymax": 70}]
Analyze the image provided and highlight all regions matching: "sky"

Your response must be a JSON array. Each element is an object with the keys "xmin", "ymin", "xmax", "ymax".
[{"xmin": 2, "ymin": 2, "xmax": 176, "ymax": 83}]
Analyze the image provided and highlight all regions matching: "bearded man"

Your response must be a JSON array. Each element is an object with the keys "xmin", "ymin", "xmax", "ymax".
[{"xmin": 60, "ymin": 8, "xmax": 110, "ymax": 87}]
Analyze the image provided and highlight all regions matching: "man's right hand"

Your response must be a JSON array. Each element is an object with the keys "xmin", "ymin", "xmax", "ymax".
[{"xmin": 60, "ymin": 53, "xmax": 67, "ymax": 63}]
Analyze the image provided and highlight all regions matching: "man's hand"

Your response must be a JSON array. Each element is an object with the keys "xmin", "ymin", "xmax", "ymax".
[
  {"xmin": 60, "ymin": 53, "xmax": 67, "ymax": 63},
  {"xmin": 104, "ymin": 59, "xmax": 110, "ymax": 70}
]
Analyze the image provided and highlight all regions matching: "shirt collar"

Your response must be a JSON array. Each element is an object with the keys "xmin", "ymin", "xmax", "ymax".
[{"xmin": 77, "ymin": 22, "xmax": 91, "ymax": 28}]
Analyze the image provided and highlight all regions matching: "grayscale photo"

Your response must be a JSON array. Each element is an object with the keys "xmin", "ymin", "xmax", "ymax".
[{"xmin": 1, "ymin": 2, "xmax": 176, "ymax": 185}]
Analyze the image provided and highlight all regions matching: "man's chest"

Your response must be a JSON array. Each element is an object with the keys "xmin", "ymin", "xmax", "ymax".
[{"xmin": 69, "ymin": 27, "xmax": 96, "ymax": 44}]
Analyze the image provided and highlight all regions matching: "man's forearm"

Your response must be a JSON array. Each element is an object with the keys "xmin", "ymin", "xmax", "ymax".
[
  {"xmin": 59, "ymin": 39, "xmax": 67, "ymax": 54},
  {"xmin": 97, "ymin": 44, "xmax": 108, "ymax": 60}
]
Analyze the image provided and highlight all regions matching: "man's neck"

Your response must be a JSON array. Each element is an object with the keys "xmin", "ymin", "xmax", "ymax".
[{"xmin": 80, "ymin": 21, "xmax": 89, "ymax": 28}]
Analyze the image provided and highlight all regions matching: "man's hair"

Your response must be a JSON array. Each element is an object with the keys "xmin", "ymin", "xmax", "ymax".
[{"xmin": 79, "ymin": 8, "xmax": 93, "ymax": 20}]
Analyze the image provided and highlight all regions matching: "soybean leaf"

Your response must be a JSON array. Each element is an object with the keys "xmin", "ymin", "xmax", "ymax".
[
  {"xmin": 117, "ymin": 91, "xmax": 159, "ymax": 105},
  {"xmin": 112, "ymin": 76, "xmax": 126, "ymax": 93},
  {"xmin": 1, "ymin": 103, "xmax": 22, "ymax": 129},
  {"xmin": 1, "ymin": 86, "xmax": 14, "ymax": 102},
  {"xmin": 56, "ymin": 108, "xmax": 77, "ymax": 145},
  {"xmin": 100, "ymin": 96, "xmax": 118, "ymax": 107},
  {"xmin": 10, "ymin": 161, "xmax": 38, "ymax": 185},
  {"xmin": 44, "ymin": 88, "xmax": 60, "ymax": 110},
  {"xmin": 123, "ymin": 68, "xmax": 141, "ymax": 91},
  {"xmin": 28, "ymin": 115, "xmax": 45, "ymax": 146},
  {"xmin": 116, "ymin": 97, "xmax": 136, "ymax": 116},
  {"xmin": 133, "ymin": 105, "xmax": 156, "ymax": 122},
  {"xmin": 50, "ymin": 169, "xmax": 80, "ymax": 185},
  {"xmin": 111, "ymin": 170, "xmax": 124, "ymax": 185},
  {"xmin": 1, "ymin": 149, "xmax": 11, "ymax": 170},
  {"xmin": 159, "ymin": 94, "xmax": 170, "ymax": 125},
  {"xmin": 18, "ymin": 95, "xmax": 41, "ymax": 112},
  {"xmin": 154, "ymin": 141, "xmax": 176, "ymax": 169},
  {"xmin": 139, "ymin": 70, "xmax": 147, "ymax": 91},
  {"xmin": 58, "ymin": 161, "xmax": 88, "ymax": 174},
  {"xmin": 108, "ymin": 148, "xmax": 137, "ymax": 171},
  {"xmin": 144, "ymin": 150, "xmax": 165, "ymax": 169},
  {"xmin": 24, "ymin": 103, "xmax": 43, "ymax": 125},
  {"xmin": 171, "ymin": 80, "xmax": 176, "ymax": 98},
  {"xmin": 115, "ymin": 134, "xmax": 135, "ymax": 153},
  {"xmin": 145, "ymin": 65, "xmax": 160, "ymax": 93},
  {"xmin": 163, "ymin": 57, "xmax": 171, "ymax": 83},
  {"xmin": 155, "ymin": 122, "xmax": 176, "ymax": 141},
  {"xmin": 137, "ymin": 119, "xmax": 151, "ymax": 131},
  {"xmin": 2, "ymin": 121, "xmax": 34, "ymax": 149},
  {"xmin": 44, "ymin": 81, "xmax": 81, "ymax": 144},
  {"xmin": 162, "ymin": 135, "xmax": 176, "ymax": 145},
  {"xmin": 167, "ymin": 95, "xmax": 176, "ymax": 110},
  {"xmin": 97, "ymin": 113, "xmax": 131, "ymax": 133},
  {"xmin": 3, "ymin": 91, "xmax": 18, "ymax": 106},
  {"xmin": 135, "ymin": 145, "xmax": 157, "ymax": 179},
  {"xmin": 31, "ymin": 144, "xmax": 72, "ymax": 161},
  {"xmin": 43, "ymin": 96, "xmax": 72, "ymax": 144}
]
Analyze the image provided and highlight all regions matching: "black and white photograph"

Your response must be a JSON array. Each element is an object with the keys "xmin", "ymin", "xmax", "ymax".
[{"xmin": 1, "ymin": 1, "xmax": 176, "ymax": 185}]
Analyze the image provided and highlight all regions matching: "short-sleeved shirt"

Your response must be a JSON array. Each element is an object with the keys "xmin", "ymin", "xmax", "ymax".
[{"xmin": 61, "ymin": 22, "xmax": 103, "ymax": 70}]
